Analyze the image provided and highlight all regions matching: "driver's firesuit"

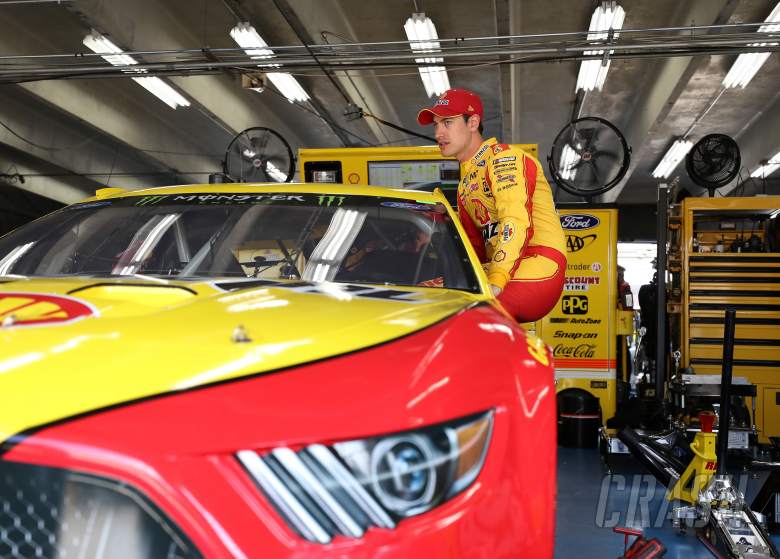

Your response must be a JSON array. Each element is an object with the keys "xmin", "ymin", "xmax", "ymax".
[{"xmin": 457, "ymin": 138, "xmax": 566, "ymax": 322}]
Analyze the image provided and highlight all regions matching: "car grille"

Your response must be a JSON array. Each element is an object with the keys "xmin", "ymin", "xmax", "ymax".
[
  {"xmin": 0, "ymin": 461, "xmax": 201, "ymax": 559},
  {"xmin": 237, "ymin": 445, "xmax": 396, "ymax": 544}
]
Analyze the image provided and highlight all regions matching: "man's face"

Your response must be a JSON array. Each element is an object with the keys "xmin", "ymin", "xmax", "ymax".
[{"xmin": 433, "ymin": 115, "xmax": 473, "ymax": 160}]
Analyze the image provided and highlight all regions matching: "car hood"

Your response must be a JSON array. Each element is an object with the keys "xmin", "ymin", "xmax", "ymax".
[{"xmin": 0, "ymin": 277, "xmax": 483, "ymax": 443}]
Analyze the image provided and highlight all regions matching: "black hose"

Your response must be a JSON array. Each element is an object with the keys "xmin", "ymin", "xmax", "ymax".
[
  {"xmin": 617, "ymin": 428, "xmax": 686, "ymax": 487},
  {"xmin": 716, "ymin": 308, "xmax": 737, "ymax": 476}
]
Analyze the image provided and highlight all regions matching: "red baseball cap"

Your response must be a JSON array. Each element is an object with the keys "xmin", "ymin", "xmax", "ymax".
[{"xmin": 417, "ymin": 88, "xmax": 484, "ymax": 125}]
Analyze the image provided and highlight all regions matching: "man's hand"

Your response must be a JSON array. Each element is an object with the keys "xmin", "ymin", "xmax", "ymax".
[{"xmin": 490, "ymin": 284, "xmax": 502, "ymax": 297}]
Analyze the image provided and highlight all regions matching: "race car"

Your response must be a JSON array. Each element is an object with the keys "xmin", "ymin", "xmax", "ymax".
[{"xmin": 0, "ymin": 183, "xmax": 555, "ymax": 558}]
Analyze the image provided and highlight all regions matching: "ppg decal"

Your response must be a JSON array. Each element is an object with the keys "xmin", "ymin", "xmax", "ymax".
[
  {"xmin": 560, "ymin": 214, "xmax": 600, "ymax": 230},
  {"xmin": 562, "ymin": 295, "xmax": 588, "ymax": 315}
]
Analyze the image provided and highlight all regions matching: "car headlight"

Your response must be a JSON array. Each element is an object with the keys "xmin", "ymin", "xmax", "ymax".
[{"xmin": 237, "ymin": 410, "xmax": 493, "ymax": 543}]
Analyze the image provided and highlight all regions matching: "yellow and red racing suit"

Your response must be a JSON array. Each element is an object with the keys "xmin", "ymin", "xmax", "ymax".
[{"xmin": 457, "ymin": 138, "xmax": 566, "ymax": 319}]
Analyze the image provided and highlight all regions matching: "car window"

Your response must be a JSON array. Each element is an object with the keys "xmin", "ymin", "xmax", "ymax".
[{"xmin": 0, "ymin": 193, "xmax": 480, "ymax": 292}]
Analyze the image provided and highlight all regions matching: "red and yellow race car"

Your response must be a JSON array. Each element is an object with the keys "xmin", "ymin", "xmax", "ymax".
[{"xmin": 0, "ymin": 183, "xmax": 555, "ymax": 558}]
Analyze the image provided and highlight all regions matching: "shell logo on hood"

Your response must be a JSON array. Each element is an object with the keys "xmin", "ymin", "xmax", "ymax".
[{"xmin": 0, "ymin": 292, "xmax": 97, "ymax": 327}]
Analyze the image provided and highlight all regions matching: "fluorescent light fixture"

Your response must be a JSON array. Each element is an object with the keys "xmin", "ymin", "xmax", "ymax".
[
  {"xmin": 750, "ymin": 151, "xmax": 780, "ymax": 178},
  {"xmin": 82, "ymin": 31, "xmax": 190, "ymax": 109},
  {"xmin": 576, "ymin": 2, "xmax": 626, "ymax": 92},
  {"xmin": 722, "ymin": 2, "xmax": 780, "ymax": 88},
  {"xmin": 229, "ymin": 22, "xmax": 310, "ymax": 103},
  {"xmin": 229, "ymin": 22, "xmax": 275, "ymax": 60},
  {"xmin": 131, "ymin": 77, "xmax": 192, "ymax": 110},
  {"xmin": 652, "ymin": 139, "xmax": 693, "ymax": 179},
  {"xmin": 404, "ymin": 13, "xmax": 450, "ymax": 97},
  {"xmin": 559, "ymin": 144, "xmax": 581, "ymax": 180},
  {"xmin": 266, "ymin": 72, "xmax": 310, "ymax": 103}
]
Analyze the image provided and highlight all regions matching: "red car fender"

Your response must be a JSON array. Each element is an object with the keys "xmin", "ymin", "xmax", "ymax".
[{"xmin": 6, "ymin": 304, "xmax": 556, "ymax": 558}]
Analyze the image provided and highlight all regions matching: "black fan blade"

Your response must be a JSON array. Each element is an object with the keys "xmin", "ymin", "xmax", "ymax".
[{"xmin": 590, "ymin": 150, "xmax": 619, "ymax": 161}]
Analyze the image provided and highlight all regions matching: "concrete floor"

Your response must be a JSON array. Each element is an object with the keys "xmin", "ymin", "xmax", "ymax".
[{"xmin": 555, "ymin": 446, "xmax": 780, "ymax": 558}]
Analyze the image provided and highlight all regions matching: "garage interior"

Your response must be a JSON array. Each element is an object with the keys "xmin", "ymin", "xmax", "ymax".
[{"xmin": 0, "ymin": 0, "xmax": 779, "ymax": 557}]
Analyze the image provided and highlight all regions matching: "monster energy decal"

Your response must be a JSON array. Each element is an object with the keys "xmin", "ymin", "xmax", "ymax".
[
  {"xmin": 318, "ymin": 195, "xmax": 345, "ymax": 207},
  {"xmin": 72, "ymin": 193, "xmax": 447, "ymax": 211},
  {"xmin": 130, "ymin": 194, "xmax": 309, "ymax": 206},
  {"xmin": 136, "ymin": 195, "xmax": 168, "ymax": 206}
]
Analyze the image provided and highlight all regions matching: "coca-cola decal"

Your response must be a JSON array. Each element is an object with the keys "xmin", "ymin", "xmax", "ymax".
[
  {"xmin": 553, "ymin": 343, "xmax": 597, "ymax": 358},
  {"xmin": 560, "ymin": 214, "xmax": 600, "ymax": 231}
]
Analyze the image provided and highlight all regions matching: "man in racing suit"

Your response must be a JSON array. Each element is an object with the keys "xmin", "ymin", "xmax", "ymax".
[{"xmin": 418, "ymin": 88, "xmax": 566, "ymax": 322}]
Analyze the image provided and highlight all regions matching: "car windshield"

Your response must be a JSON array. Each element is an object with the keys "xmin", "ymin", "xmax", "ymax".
[{"xmin": 0, "ymin": 192, "xmax": 480, "ymax": 292}]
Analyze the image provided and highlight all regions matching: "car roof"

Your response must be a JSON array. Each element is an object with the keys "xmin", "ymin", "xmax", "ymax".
[{"xmin": 93, "ymin": 183, "xmax": 449, "ymax": 205}]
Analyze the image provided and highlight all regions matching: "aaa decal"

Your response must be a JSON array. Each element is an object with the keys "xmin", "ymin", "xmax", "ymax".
[
  {"xmin": 0, "ymin": 292, "xmax": 97, "ymax": 328},
  {"xmin": 565, "ymin": 234, "xmax": 597, "ymax": 253}
]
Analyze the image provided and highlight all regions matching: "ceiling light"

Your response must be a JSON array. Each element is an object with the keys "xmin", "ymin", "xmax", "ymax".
[
  {"xmin": 266, "ymin": 72, "xmax": 310, "ymax": 103},
  {"xmin": 750, "ymin": 151, "xmax": 780, "ymax": 178},
  {"xmin": 131, "ymin": 77, "xmax": 192, "ymax": 110},
  {"xmin": 229, "ymin": 23, "xmax": 310, "ymax": 103},
  {"xmin": 404, "ymin": 13, "xmax": 450, "ymax": 97},
  {"xmin": 722, "ymin": 2, "xmax": 780, "ymax": 88},
  {"xmin": 575, "ymin": 2, "xmax": 626, "ymax": 92},
  {"xmin": 229, "ymin": 22, "xmax": 275, "ymax": 60},
  {"xmin": 82, "ymin": 31, "xmax": 190, "ymax": 109},
  {"xmin": 652, "ymin": 139, "xmax": 693, "ymax": 179}
]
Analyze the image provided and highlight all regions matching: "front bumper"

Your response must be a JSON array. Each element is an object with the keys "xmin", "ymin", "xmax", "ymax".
[{"xmin": 1, "ymin": 306, "xmax": 556, "ymax": 558}]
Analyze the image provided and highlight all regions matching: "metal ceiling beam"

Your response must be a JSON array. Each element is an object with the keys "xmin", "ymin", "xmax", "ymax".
[
  {"xmin": 5, "ymin": 35, "xmax": 779, "ymax": 80},
  {"xmin": 68, "ymin": 0, "xmax": 309, "ymax": 153},
  {"xmin": 0, "ymin": 85, "xmax": 181, "ymax": 198},
  {"xmin": 19, "ymin": 78, "xmax": 220, "ymax": 183},
  {"xmin": 600, "ymin": 0, "xmax": 737, "ymax": 203},
  {"xmin": 0, "ymin": 144, "xmax": 98, "ymax": 204},
  {"xmin": 220, "ymin": 0, "xmax": 357, "ymax": 147},
  {"xmin": 0, "ymin": 7, "xmax": 222, "ymax": 185},
  {"xmin": 272, "ymin": 0, "xmax": 406, "ymax": 146}
]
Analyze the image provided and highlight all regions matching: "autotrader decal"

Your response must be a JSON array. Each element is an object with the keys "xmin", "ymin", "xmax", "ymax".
[
  {"xmin": 0, "ymin": 293, "xmax": 97, "ymax": 328},
  {"xmin": 212, "ymin": 279, "xmax": 431, "ymax": 303}
]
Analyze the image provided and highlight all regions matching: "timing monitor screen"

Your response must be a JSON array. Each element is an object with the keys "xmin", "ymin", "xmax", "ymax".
[{"xmin": 368, "ymin": 160, "xmax": 460, "ymax": 205}]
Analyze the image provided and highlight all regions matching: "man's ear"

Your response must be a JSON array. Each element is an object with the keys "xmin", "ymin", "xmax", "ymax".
[{"xmin": 468, "ymin": 115, "xmax": 481, "ymax": 132}]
